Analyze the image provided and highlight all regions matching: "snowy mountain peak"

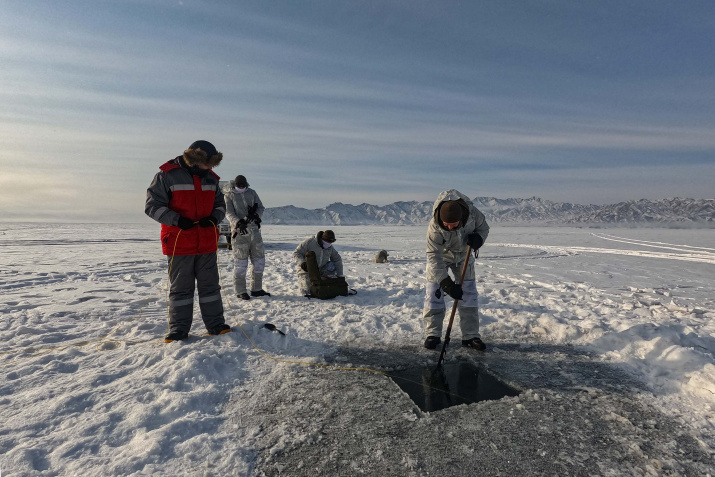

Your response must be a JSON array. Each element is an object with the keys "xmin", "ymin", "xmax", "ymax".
[{"xmin": 262, "ymin": 197, "xmax": 715, "ymax": 226}]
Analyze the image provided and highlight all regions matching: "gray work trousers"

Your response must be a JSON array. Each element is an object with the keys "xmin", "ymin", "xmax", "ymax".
[{"xmin": 167, "ymin": 252, "xmax": 225, "ymax": 334}]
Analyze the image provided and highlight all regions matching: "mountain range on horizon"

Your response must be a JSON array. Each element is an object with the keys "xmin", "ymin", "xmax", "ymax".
[{"xmin": 261, "ymin": 197, "xmax": 715, "ymax": 227}]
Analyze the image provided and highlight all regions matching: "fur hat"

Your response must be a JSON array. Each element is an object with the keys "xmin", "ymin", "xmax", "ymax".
[
  {"xmin": 321, "ymin": 230, "xmax": 336, "ymax": 243},
  {"xmin": 439, "ymin": 200, "xmax": 463, "ymax": 224},
  {"xmin": 234, "ymin": 175, "xmax": 249, "ymax": 188},
  {"xmin": 183, "ymin": 140, "xmax": 223, "ymax": 168}
]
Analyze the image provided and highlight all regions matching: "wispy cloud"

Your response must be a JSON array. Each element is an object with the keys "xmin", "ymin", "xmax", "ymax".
[{"xmin": 1, "ymin": 1, "xmax": 713, "ymax": 220}]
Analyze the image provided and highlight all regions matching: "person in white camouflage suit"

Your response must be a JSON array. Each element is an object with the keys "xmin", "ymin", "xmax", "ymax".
[
  {"xmin": 293, "ymin": 230, "xmax": 342, "ymax": 296},
  {"xmin": 225, "ymin": 175, "xmax": 268, "ymax": 300},
  {"xmin": 423, "ymin": 189, "xmax": 490, "ymax": 351}
]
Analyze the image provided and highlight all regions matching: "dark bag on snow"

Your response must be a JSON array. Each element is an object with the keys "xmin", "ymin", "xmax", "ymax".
[{"xmin": 305, "ymin": 251, "xmax": 348, "ymax": 299}]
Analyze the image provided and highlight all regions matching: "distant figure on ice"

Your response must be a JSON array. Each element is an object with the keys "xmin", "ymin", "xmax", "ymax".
[
  {"xmin": 145, "ymin": 140, "xmax": 232, "ymax": 342},
  {"xmin": 225, "ymin": 174, "xmax": 269, "ymax": 300},
  {"xmin": 294, "ymin": 230, "xmax": 343, "ymax": 296},
  {"xmin": 374, "ymin": 250, "xmax": 389, "ymax": 263},
  {"xmin": 423, "ymin": 190, "xmax": 489, "ymax": 351}
]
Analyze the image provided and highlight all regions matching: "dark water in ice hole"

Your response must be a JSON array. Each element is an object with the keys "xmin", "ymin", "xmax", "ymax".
[{"xmin": 390, "ymin": 362, "xmax": 521, "ymax": 412}]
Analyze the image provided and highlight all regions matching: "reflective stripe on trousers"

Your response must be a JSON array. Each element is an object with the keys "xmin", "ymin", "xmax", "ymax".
[{"xmin": 167, "ymin": 252, "xmax": 225, "ymax": 333}]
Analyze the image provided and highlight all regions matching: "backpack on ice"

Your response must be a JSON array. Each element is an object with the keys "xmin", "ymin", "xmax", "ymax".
[{"xmin": 305, "ymin": 251, "xmax": 349, "ymax": 299}]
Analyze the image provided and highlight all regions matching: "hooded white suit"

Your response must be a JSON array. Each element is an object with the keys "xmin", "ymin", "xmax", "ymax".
[
  {"xmin": 225, "ymin": 184, "xmax": 265, "ymax": 294},
  {"xmin": 423, "ymin": 189, "xmax": 489, "ymax": 340}
]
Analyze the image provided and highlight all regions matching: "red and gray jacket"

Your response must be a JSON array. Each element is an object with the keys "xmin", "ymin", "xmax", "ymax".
[{"xmin": 145, "ymin": 157, "xmax": 227, "ymax": 255}]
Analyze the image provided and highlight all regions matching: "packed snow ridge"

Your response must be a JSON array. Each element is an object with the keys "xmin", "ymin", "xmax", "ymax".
[{"xmin": 263, "ymin": 197, "xmax": 715, "ymax": 226}]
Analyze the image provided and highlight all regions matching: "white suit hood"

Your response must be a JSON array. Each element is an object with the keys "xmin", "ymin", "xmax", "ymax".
[{"xmin": 425, "ymin": 189, "xmax": 490, "ymax": 283}]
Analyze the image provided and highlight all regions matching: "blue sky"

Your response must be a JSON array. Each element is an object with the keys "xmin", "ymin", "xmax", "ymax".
[{"xmin": 1, "ymin": 0, "xmax": 714, "ymax": 222}]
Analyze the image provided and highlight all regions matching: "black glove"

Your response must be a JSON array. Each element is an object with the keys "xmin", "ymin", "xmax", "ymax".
[
  {"xmin": 236, "ymin": 219, "xmax": 248, "ymax": 236},
  {"xmin": 247, "ymin": 204, "xmax": 262, "ymax": 228},
  {"xmin": 300, "ymin": 262, "xmax": 308, "ymax": 272},
  {"xmin": 198, "ymin": 216, "xmax": 218, "ymax": 228},
  {"xmin": 247, "ymin": 215, "xmax": 262, "ymax": 228},
  {"xmin": 440, "ymin": 277, "xmax": 463, "ymax": 300},
  {"xmin": 466, "ymin": 233, "xmax": 484, "ymax": 249},
  {"xmin": 177, "ymin": 216, "xmax": 195, "ymax": 230}
]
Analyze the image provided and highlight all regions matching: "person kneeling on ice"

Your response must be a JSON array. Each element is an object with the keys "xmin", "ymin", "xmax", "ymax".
[
  {"xmin": 225, "ymin": 174, "xmax": 269, "ymax": 300},
  {"xmin": 293, "ymin": 230, "xmax": 343, "ymax": 296},
  {"xmin": 423, "ymin": 190, "xmax": 489, "ymax": 351},
  {"xmin": 145, "ymin": 140, "xmax": 232, "ymax": 343}
]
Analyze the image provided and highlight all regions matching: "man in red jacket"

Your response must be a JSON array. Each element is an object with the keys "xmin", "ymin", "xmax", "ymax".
[{"xmin": 145, "ymin": 140, "xmax": 231, "ymax": 342}]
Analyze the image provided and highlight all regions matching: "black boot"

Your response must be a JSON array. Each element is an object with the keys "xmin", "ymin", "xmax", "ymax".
[
  {"xmin": 238, "ymin": 292, "xmax": 250, "ymax": 300},
  {"xmin": 208, "ymin": 324, "xmax": 231, "ymax": 336},
  {"xmin": 424, "ymin": 336, "xmax": 441, "ymax": 349},
  {"xmin": 164, "ymin": 330, "xmax": 189, "ymax": 343},
  {"xmin": 250, "ymin": 290, "xmax": 271, "ymax": 297},
  {"xmin": 462, "ymin": 337, "xmax": 486, "ymax": 351}
]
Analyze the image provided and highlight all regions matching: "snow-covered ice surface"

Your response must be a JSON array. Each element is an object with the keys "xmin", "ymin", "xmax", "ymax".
[{"xmin": 1, "ymin": 224, "xmax": 714, "ymax": 476}]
